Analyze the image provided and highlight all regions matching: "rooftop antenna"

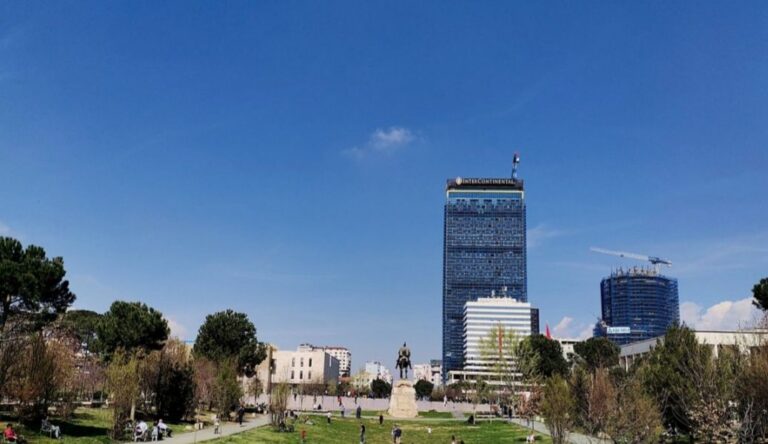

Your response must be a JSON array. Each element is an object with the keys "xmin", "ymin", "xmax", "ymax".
[{"xmin": 512, "ymin": 152, "xmax": 521, "ymax": 179}]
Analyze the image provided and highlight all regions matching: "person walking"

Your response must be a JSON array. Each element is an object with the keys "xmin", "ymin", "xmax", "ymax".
[
  {"xmin": 379, "ymin": 414, "xmax": 384, "ymax": 425},
  {"xmin": 326, "ymin": 411, "xmax": 332, "ymax": 424},
  {"xmin": 237, "ymin": 405, "xmax": 245, "ymax": 426},
  {"xmin": 359, "ymin": 424, "xmax": 366, "ymax": 444},
  {"xmin": 356, "ymin": 405, "xmax": 362, "ymax": 419},
  {"xmin": 393, "ymin": 425, "xmax": 402, "ymax": 444}
]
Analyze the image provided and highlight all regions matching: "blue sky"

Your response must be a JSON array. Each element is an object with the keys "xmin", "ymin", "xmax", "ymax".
[{"xmin": 1, "ymin": 2, "xmax": 767, "ymax": 369}]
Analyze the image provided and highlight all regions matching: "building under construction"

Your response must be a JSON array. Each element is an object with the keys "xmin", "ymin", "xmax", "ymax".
[{"xmin": 594, "ymin": 266, "xmax": 680, "ymax": 345}]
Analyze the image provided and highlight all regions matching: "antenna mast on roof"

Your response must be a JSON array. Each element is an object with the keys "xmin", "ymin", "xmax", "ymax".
[{"xmin": 512, "ymin": 152, "xmax": 521, "ymax": 179}]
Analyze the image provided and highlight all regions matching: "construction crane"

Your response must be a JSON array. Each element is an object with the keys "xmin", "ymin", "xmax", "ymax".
[{"xmin": 590, "ymin": 247, "xmax": 672, "ymax": 274}]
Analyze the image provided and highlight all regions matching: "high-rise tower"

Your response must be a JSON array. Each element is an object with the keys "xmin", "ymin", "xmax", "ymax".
[
  {"xmin": 442, "ymin": 175, "xmax": 527, "ymax": 378},
  {"xmin": 594, "ymin": 267, "xmax": 679, "ymax": 345}
]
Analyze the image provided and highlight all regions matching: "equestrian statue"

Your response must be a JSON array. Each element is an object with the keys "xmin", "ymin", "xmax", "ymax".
[{"xmin": 395, "ymin": 342, "xmax": 412, "ymax": 379}]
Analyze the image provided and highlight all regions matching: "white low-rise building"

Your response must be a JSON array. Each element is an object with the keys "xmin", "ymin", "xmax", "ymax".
[
  {"xmin": 448, "ymin": 295, "xmax": 533, "ymax": 386},
  {"xmin": 297, "ymin": 344, "xmax": 351, "ymax": 378},
  {"xmin": 272, "ymin": 346, "xmax": 340, "ymax": 385},
  {"xmin": 555, "ymin": 337, "xmax": 580, "ymax": 362},
  {"xmin": 619, "ymin": 329, "xmax": 768, "ymax": 370},
  {"xmin": 363, "ymin": 361, "xmax": 392, "ymax": 384}
]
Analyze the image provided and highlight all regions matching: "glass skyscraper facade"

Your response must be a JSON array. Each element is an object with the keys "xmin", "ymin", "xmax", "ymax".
[
  {"xmin": 442, "ymin": 177, "xmax": 527, "ymax": 378},
  {"xmin": 594, "ymin": 268, "xmax": 679, "ymax": 345}
]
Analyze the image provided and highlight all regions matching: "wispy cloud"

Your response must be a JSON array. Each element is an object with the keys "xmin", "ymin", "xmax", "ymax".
[
  {"xmin": 551, "ymin": 315, "xmax": 593, "ymax": 340},
  {"xmin": 680, "ymin": 298, "xmax": 762, "ymax": 331},
  {"xmin": 343, "ymin": 126, "xmax": 416, "ymax": 159},
  {"xmin": 166, "ymin": 317, "xmax": 190, "ymax": 340},
  {"xmin": 657, "ymin": 232, "xmax": 768, "ymax": 278},
  {"xmin": 527, "ymin": 223, "xmax": 566, "ymax": 249}
]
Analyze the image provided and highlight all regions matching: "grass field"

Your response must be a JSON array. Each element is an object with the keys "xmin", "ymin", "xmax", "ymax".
[
  {"xmin": 359, "ymin": 410, "xmax": 454, "ymax": 419},
  {"xmin": 212, "ymin": 417, "xmax": 550, "ymax": 444}
]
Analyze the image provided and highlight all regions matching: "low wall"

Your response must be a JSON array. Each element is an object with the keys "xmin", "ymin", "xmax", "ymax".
[{"xmin": 246, "ymin": 394, "xmax": 491, "ymax": 414}]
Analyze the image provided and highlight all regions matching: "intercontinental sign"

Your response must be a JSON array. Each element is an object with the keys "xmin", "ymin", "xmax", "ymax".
[{"xmin": 447, "ymin": 177, "xmax": 524, "ymax": 188}]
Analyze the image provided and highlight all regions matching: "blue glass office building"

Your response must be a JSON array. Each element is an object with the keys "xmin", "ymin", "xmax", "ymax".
[
  {"xmin": 442, "ymin": 177, "xmax": 527, "ymax": 378},
  {"xmin": 594, "ymin": 268, "xmax": 679, "ymax": 345}
]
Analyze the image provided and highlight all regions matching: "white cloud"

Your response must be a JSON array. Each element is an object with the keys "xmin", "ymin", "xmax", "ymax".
[
  {"xmin": 680, "ymin": 298, "xmax": 761, "ymax": 331},
  {"xmin": 344, "ymin": 126, "xmax": 415, "ymax": 159},
  {"xmin": 552, "ymin": 316, "xmax": 574, "ymax": 337},
  {"xmin": 166, "ymin": 317, "xmax": 189, "ymax": 340},
  {"xmin": 551, "ymin": 316, "xmax": 593, "ymax": 340},
  {"xmin": 527, "ymin": 224, "xmax": 565, "ymax": 249}
]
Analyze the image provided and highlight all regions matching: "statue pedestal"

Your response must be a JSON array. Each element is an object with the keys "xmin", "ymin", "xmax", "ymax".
[{"xmin": 387, "ymin": 380, "xmax": 418, "ymax": 418}]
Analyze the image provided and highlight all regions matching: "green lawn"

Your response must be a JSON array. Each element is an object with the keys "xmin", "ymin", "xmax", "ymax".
[
  {"xmin": 417, "ymin": 410, "xmax": 454, "ymax": 419},
  {"xmin": 211, "ymin": 417, "xmax": 550, "ymax": 443},
  {"xmin": 357, "ymin": 410, "xmax": 453, "ymax": 419}
]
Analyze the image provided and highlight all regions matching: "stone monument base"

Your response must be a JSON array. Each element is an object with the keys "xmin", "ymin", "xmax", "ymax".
[{"xmin": 387, "ymin": 379, "xmax": 418, "ymax": 418}]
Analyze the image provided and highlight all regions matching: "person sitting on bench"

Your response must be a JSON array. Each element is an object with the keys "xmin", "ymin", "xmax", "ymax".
[{"xmin": 41, "ymin": 417, "xmax": 61, "ymax": 439}]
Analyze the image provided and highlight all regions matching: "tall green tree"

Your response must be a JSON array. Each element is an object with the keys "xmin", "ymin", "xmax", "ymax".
[
  {"xmin": 193, "ymin": 310, "xmax": 265, "ymax": 376},
  {"xmin": 541, "ymin": 375, "xmax": 574, "ymax": 444},
  {"xmin": 478, "ymin": 325, "xmax": 526, "ymax": 405},
  {"xmin": 752, "ymin": 277, "xmax": 768, "ymax": 312},
  {"xmin": 638, "ymin": 325, "xmax": 701, "ymax": 435},
  {"xmin": 574, "ymin": 337, "xmax": 620, "ymax": 371},
  {"xmin": 524, "ymin": 334, "xmax": 568, "ymax": 378},
  {"xmin": 0, "ymin": 237, "xmax": 76, "ymax": 332},
  {"xmin": 58, "ymin": 309, "xmax": 102, "ymax": 353},
  {"xmin": 96, "ymin": 301, "xmax": 169, "ymax": 359}
]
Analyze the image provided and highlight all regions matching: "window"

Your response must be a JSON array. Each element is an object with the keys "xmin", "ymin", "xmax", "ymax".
[
  {"xmin": 300, "ymin": 357, "xmax": 304, "ymax": 367},
  {"xmin": 292, "ymin": 357, "xmax": 295, "ymax": 367},
  {"xmin": 309, "ymin": 358, "xmax": 313, "ymax": 367},
  {"xmin": 291, "ymin": 371, "xmax": 294, "ymax": 379},
  {"xmin": 299, "ymin": 371, "xmax": 303, "ymax": 380},
  {"xmin": 308, "ymin": 371, "xmax": 312, "ymax": 380}
]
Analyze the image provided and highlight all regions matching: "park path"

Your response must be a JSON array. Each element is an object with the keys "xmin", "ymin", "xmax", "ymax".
[
  {"xmin": 509, "ymin": 418, "xmax": 610, "ymax": 444},
  {"xmin": 130, "ymin": 416, "xmax": 270, "ymax": 444}
]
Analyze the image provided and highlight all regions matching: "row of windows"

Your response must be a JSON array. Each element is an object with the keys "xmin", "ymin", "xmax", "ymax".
[
  {"xmin": 290, "ymin": 370, "xmax": 312, "ymax": 380},
  {"xmin": 291, "ymin": 357, "xmax": 313, "ymax": 368}
]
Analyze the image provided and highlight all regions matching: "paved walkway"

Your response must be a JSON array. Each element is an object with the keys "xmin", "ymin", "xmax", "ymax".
[
  {"xmin": 509, "ymin": 418, "xmax": 610, "ymax": 444},
  {"xmin": 135, "ymin": 416, "xmax": 270, "ymax": 444}
]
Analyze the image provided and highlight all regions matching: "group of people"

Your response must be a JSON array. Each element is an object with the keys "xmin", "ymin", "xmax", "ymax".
[{"xmin": 132, "ymin": 418, "xmax": 172, "ymax": 441}]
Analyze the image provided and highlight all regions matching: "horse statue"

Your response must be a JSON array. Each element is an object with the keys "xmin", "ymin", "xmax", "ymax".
[{"xmin": 395, "ymin": 342, "xmax": 412, "ymax": 379}]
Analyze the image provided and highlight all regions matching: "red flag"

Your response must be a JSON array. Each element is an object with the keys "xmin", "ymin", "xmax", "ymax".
[{"xmin": 545, "ymin": 324, "xmax": 552, "ymax": 339}]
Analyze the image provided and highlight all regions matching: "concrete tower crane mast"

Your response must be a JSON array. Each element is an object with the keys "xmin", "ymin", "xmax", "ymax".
[{"xmin": 590, "ymin": 247, "xmax": 672, "ymax": 274}]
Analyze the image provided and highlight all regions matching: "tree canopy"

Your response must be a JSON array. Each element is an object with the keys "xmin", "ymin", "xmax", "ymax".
[
  {"xmin": 370, "ymin": 378, "xmax": 391, "ymax": 398},
  {"xmin": 96, "ymin": 301, "xmax": 169, "ymax": 358},
  {"xmin": 524, "ymin": 334, "xmax": 569, "ymax": 378},
  {"xmin": 58, "ymin": 309, "xmax": 102, "ymax": 352},
  {"xmin": 414, "ymin": 379, "xmax": 434, "ymax": 399},
  {"xmin": 0, "ymin": 237, "xmax": 76, "ymax": 332},
  {"xmin": 574, "ymin": 337, "xmax": 620, "ymax": 370},
  {"xmin": 752, "ymin": 277, "xmax": 768, "ymax": 312},
  {"xmin": 638, "ymin": 325, "xmax": 702, "ymax": 434},
  {"xmin": 193, "ymin": 309, "xmax": 265, "ymax": 376}
]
